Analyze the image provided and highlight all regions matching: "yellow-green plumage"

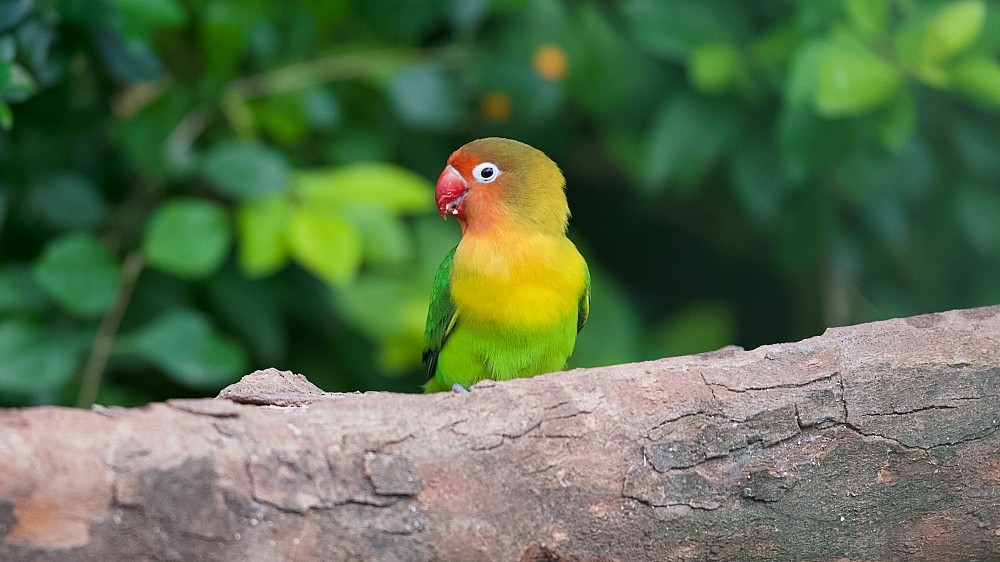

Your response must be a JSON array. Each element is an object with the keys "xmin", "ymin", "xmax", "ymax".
[{"xmin": 422, "ymin": 138, "xmax": 590, "ymax": 392}]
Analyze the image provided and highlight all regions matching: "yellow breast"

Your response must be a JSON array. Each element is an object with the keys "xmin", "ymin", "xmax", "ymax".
[{"xmin": 450, "ymin": 231, "xmax": 586, "ymax": 329}]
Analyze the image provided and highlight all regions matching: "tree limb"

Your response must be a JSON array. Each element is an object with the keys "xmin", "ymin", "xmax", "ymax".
[{"xmin": 2, "ymin": 306, "xmax": 999, "ymax": 561}]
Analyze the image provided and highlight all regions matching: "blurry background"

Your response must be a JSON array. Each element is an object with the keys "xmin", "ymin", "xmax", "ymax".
[{"xmin": 1, "ymin": 0, "xmax": 998, "ymax": 407}]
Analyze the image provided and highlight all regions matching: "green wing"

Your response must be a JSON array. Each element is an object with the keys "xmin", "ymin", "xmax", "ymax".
[
  {"xmin": 422, "ymin": 246, "xmax": 458, "ymax": 381},
  {"xmin": 577, "ymin": 261, "xmax": 591, "ymax": 333}
]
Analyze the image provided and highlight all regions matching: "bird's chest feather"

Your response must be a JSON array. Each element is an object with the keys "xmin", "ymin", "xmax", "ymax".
[{"xmin": 450, "ymin": 232, "xmax": 584, "ymax": 330}]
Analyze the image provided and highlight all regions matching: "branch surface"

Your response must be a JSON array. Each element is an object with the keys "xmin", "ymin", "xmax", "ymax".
[{"xmin": 2, "ymin": 306, "xmax": 999, "ymax": 561}]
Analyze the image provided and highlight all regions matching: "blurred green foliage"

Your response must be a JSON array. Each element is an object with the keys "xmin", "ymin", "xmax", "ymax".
[{"xmin": 1, "ymin": 0, "xmax": 999, "ymax": 407}]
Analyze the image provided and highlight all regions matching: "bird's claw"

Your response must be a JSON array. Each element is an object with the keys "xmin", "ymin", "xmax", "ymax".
[{"xmin": 451, "ymin": 383, "xmax": 470, "ymax": 394}]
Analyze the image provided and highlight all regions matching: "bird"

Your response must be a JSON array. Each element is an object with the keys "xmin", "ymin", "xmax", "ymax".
[{"xmin": 422, "ymin": 137, "xmax": 590, "ymax": 393}]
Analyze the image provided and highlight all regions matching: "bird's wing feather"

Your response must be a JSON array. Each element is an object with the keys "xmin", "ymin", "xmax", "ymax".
[
  {"xmin": 422, "ymin": 246, "xmax": 458, "ymax": 381},
  {"xmin": 577, "ymin": 261, "xmax": 591, "ymax": 334}
]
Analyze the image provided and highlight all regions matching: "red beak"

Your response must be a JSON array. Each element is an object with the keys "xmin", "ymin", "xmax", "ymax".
[{"xmin": 435, "ymin": 165, "xmax": 469, "ymax": 219}]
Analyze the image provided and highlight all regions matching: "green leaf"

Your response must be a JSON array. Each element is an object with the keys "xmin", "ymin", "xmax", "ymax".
[
  {"xmin": 413, "ymin": 215, "xmax": 460, "ymax": 278},
  {"xmin": 294, "ymin": 163, "xmax": 433, "ymax": 213},
  {"xmin": 201, "ymin": 141, "xmax": 290, "ymax": 199},
  {"xmin": 777, "ymin": 104, "xmax": 856, "ymax": 178},
  {"xmin": 1, "ymin": 63, "xmax": 36, "ymax": 102},
  {"xmin": 34, "ymin": 233, "xmax": 120, "ymax": 317},
  {"xmin": 303, "ymin": 88, "xmax": 342, "ymax": 131},
  {"xmin": 112, "ymin": 0, "xmax": 186, "ymax": 39},
  {"xmin": 123, "ymin": 309, "xmax": 248, "ymax": 389},
  {"xmin": 335, "ymin": 274, "xmax": 427, "ymax": 374},
  {"xmin": 814, "ymin": 40, "xmax": 902, "ymax": 117},
  {"xmin": 0, "ymin": 0, "xmax": 32, "ymax": 32},
  {"xmin": 878, "ymin": 91, "xmax": 918, "ymax": 150},
  {"xmin": 385, "ymin": 63, "xmax": 463, "ymax": 131},
  {"xmin": 336, "ymin": 275, "xmax": 424, "ymax": 338},
  {"xmin": 846, "ymin": 0, "xmax": 889, "ymax": 37},
  {"xmin": 93, "ymin": 29, "xmax": 163, "ymax": 82},
  {"xmin": 951, "ymin": 55, "xmax": 1000, "ymax": 107},
  {"xmin": 12, "ymin": 17, "xmax": 62, "ymax": 88},
  {"xmin": 923, "ymin": 0, "xmax": 985, "ymax": 62},
  {"xmin": 350, "ymin": 207, "xmax": 412, "ymax": 265},
  {"xmin": 143, "ymin": 198, "xmax": 231, "ymax": 279},
  {"xmin": 565, "ymin": 4, "xmax": 657, "ymax": 119},
  {"xmin": 754, "ymin": 22, "xmax": 802, "ymax": 73},
  {"xmin": 644, "ymin": 93, "xmax": 742, "ymax": 192},
  {"xmin": 797, "ymin": 0, "xmax": 844, "ymax": 34},
  {"xmin": 236, "ymin": 193, "xmax": 290, "ymax": 277},
  {"xmin": 252, "ymin": 93, "xmax": 310, "ymax": 146},
  {"xmin": 688, "ymin": 42, "xmax": 741, "ymax": 94},
  {"xmin": 449, "ymin": 0, "xmax": 488, "ymax": 30},
  {"xmin": 0, "ymin": 320, "xmax": 84, "ymax": 396},
  {"xmin": 288, "ymin": 208, "xmax": 361, "ymax": 286},
  {"xmin": 199, "ymin": 0, "xmax": 249, "ymax": 76},
  {"xmin": 26, "ymin": 172, "xmax": 108, "ymax": 230},
  {"xmin": 786, "ymin": 40, "xmax": 825, "ymax": 106},
  {"xmin": 621, "ymin": 0, "xmax": 745, "ymax": 61},
  {"xmin": 0, "ymin": 264, "xmax": 47, "ymax": 313}
]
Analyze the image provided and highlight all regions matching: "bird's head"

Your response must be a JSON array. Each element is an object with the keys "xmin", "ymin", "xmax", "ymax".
[{"xmin": 435, "ymin": 137, "xmax": 569, "ymax": 235}]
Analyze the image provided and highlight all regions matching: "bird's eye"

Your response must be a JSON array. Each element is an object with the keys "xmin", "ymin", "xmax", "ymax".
[{"xmin": 472, "ymin": 162, "xmax": 500, "ymax": 184}]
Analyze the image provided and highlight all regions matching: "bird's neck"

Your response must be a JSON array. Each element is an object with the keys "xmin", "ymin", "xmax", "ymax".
[{"xmin": 460, "ymin": 206, "xmax": 566, "ymax": 238}]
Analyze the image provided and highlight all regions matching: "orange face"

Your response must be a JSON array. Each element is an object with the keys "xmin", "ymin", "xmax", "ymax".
[
  {"xmin": 433, "ymin": 137, "xmax": 569, "ymax": 236},
  {"xmin": 435, "ymin": 146, "xmax": 510, "ymax": 229}
]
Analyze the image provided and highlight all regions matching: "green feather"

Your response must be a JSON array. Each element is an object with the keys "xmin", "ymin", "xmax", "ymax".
[
  {"xmin": 421, "ymin": 246, "xmax": 457, "ymax": 385},
  {"xmin": 577, "ymin": 261, "xmax": 591, "ymax": 334}
]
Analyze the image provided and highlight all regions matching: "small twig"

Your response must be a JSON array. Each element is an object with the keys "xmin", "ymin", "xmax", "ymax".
[
  {"xmin": 226, "ymin": 47, "xmax": 424, "ymax": 100},
  {"xmin": 77, "ymin": 252, "xmax": 145, "ymax": 408},
  {"xmin": 218, "ymin": 46, "xmax": 466, "ymax": 137},
  {"xmin": 113, "ymin": 77, "xmax": 172, "ymax": 118},
  {"xmin": 164, "ymin": 111, "xmax": 208, "ymax": 172}
]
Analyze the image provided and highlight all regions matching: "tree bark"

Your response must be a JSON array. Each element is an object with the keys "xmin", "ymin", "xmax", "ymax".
[{"xmin": 2, "ymin": 306, "xmax": 999, "ymax": 561}]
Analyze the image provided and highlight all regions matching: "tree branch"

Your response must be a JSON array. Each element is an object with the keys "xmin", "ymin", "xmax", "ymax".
[{"xmin": 4, "ymin": 306, "xmax": 1000, "ymax": 561}]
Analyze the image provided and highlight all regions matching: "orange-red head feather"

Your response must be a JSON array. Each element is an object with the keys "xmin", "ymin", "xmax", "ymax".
[{"xmin": 435, "ymin": 138, "xmax": 569, "ymax": 236}]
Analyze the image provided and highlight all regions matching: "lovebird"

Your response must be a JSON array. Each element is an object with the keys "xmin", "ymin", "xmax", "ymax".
[{"xmin": 422, "ymin": 138, "xmax": 590, "ymax": 393}]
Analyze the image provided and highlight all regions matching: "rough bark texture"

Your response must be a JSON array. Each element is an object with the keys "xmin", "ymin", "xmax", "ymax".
[{"xmin": 2, "ymin": 306, "xmax": 1000, "ymax": 561}]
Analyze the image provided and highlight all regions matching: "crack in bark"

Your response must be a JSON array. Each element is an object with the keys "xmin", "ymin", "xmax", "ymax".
[
  {"xmin": 541, "ymin": 409, "xmax": 593, "ymax": 423},
  {"xmin": 436, "ymin": 418, "xmax": 468, "ymax": 432},
  {"xmin": 838, "ymin": 373, "xmax": 849, "ymax": 424},
  {"xmin": 838, "ymin": 420, "xmax": 1000, "ymax": 452},
  {"xmin": 622, "ymin": 488, "xmax": 723, "ymax": 512},
  {"xmin": 952, "ymin": 394, "xmax": 995, "ymax": 401},
  {"xmin": 793, "ymin": 404, "xmax": 805, "ymax": 429},
  {"xmin": 662, "ymin": 502, "xmax": 720, "ymax": 511},
  {"xmin": 542, "ymin": 400, "xmax": 572, "ymax": 412},
  {"xmin": 839, "ymin": 422, "xmax": 930, "ymax": 451},
  {"xmin": 703, "ymin": 372, "xmax": 841, "ymax": 394},
  {"xmin": 700, "ymin": 372, "xmax": 721, "ymax": 403},
  {"xmin": 647, "ymin": 410, "xmax": 709, "ymax": 438},
  {"xmin": 366, "ymin": 433, "xmax": 417, "ymax": 455},
  {"xmin": 860, "ymin": 405, "xmax": 957, "ymax": 417},
  {"xmin": 476, "ymin": 407, "xmax": 594, "ymax": 449}
]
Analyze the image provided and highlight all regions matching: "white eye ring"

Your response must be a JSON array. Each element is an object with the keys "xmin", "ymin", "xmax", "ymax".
[{"xmin": 472, "ymin": 162, "xmax": 500, "ymax": 183}]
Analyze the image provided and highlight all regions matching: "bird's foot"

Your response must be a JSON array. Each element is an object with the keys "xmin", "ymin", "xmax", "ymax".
[{"xmin": 451, "ymin": 383, "xmax": 470, "ymax": 394}]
